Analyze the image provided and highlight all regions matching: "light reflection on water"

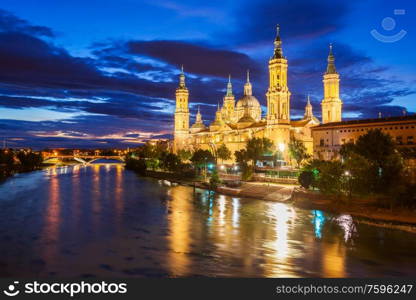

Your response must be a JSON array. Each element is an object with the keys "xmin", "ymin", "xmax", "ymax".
[{"xmin": 0, "ymin": 165, "xmax": 416, "ymax": 277}]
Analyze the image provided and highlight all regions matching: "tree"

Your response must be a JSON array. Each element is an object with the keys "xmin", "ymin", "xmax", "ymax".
[
  {"xmin": 0, "ymin": 149, "xmax": 15, "ymax": 180},
  {"xmin": 302, "ymin": 159, "xmax": 344, "ymax": 195},
  {"xmin": 162, "ymin": 153, "xmax": 181, "ymax": 172},
  {"xmin": 298, "ymin": 171, "xmax": 313, "ymax": 189},
  {"xmin": 177, "ymin": 149, "xmax": 192, "ymax": 162},
  {"xmin": 234, "ymin": 149, "xmax": 252, "ymax": 181},
  {"xmin": 209, "ymin": 169, "xmax": 221, "ymax": 191},
  {"xmin": 245, "ymin": 137, "xmax": 274, "ymax": 169},
  {"xmin": 190, "ymin": 149, "xmax": 215, "ymax": 177},
  {"xmin": 16, "ymin": 150, "xmax": 43, "ymax": 172},
  {"xmin": 340, "ymin": 129, "xmax": 403, "ymax": 194},
  {"xmin": 190, "ymin": 149, "xmax": 215, "ymax": 167},
  {"xmin": 216, "ymin": 144, "xmax": 231, "ymax": 163},
  {"xmin": 288, "ymin": 136, "xmax": 310, "ymax": 167},
  {"xmin": 125, "ymin": 156, "xmax": 147, "ymax": 175}
]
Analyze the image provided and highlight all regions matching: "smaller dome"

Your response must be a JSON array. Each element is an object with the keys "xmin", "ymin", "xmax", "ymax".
[{"xmin": 191, "ymin": 122, "xmax": 206, "ymax": 129}]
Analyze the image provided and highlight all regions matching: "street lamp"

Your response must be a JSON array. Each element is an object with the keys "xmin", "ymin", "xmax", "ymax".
[{"xmin": 344, "ymin": 170, "xmax": 352, "ymax": 199}]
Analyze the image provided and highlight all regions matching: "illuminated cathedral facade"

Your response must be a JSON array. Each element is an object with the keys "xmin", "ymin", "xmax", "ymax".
[{"xmin": 173, "ymin": 26, "xmax": 342, "ymax": 163}]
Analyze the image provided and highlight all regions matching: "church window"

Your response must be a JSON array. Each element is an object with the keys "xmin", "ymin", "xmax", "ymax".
[
  {"xmin": 320, "ymin": 139, "xmax": 324, "ymax": 146},
  {"xmin": 407, "ymin": 136, "xmax": 414, "ymax": 145},
  {"xmin": 183, "ymin": 121, "xmax": 185, "ymax": 128}
]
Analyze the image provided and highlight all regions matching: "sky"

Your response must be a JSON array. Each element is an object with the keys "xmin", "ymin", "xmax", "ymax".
[{"xmin": 0, "ymin": 0, "xmax": 415, "ymax": 149}]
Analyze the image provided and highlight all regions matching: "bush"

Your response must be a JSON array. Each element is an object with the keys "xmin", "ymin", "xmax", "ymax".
[
  {"xmin": 392, "ymin": 183, "xmax": 416, "ymax": 208},
  {"xmin": 125, "ymin": 157, "xmax": 147, "ymax": 175},
  {"xmin": 299, "ymin": 171, "xmax": 313, "ymax": 189},
  {"xmin": 209, "ymin": 169, "xmax": 221, "ymax": 191}
]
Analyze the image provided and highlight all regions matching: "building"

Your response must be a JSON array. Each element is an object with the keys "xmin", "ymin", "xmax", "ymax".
[
  {"xmin": 312, "ymin": 115, "xmax": 416, "ymax": 160},
  {"xmin": 173, "ymin": 26, "xmax": 327, "ymax": 163}
]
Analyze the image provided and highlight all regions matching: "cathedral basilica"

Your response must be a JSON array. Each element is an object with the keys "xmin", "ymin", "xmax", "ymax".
[{"xmin": 173, "ymin": 26, "xmax": 343, "ymax": 163}]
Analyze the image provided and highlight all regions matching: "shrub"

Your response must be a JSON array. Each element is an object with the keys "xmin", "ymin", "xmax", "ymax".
[
  {"xmin": 125, "ymin": 157, "xmax": 147, "ymax": 175},
  {"xmin": 209, "ymin": 169, "xmax": 221, "ymax": 191},
  {"xmin": 298, "ymin": 171, "xmax": 314, "ymax": 189}
]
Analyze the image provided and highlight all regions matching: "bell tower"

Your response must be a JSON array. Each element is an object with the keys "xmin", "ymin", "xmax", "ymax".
[
  {"xmin": 174, "ymin": 65, "xmax": 189, "ymax": 152},
  {"xmin": 266, "ymin": 25, "xmax": 291, "ymax": 125},
  {"xmin": 222, "ymin": 75, "xmax": 235, "ymax": 122},
  {"xmin": 321, "ymin": 44, "xmax": 342, "ymax": 124},
  {"xmin": 265, "ymin": 25, "xmax": 291, "ymax": 162}
]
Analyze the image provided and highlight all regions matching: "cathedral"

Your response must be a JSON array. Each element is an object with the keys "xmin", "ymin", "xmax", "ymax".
[{"xmin": 173, "ymin": 26, "xmax": 343, "ymax": 164}]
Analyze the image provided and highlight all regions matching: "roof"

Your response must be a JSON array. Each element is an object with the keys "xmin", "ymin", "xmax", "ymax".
[
  {"xmin": 290, "ymin": 117, "xmax": 319, "ymax": 127},
  {"xmin": 312, "ymin": 114, "xmax": 416, "ymax": 129}
]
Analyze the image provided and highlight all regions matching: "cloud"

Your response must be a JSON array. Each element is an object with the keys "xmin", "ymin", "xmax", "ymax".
[
  {"xmin": 222, "ymin": 0, "xmax": 351, "ymax": 46},
  {"xmin": 0, "ymin": 9, "xmax": 54, "ymax": 37}
]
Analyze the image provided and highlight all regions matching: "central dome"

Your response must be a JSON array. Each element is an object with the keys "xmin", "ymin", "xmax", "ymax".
[
  {"xmin": 236, "ymin": 95, "xmax": 261, "ymax": 110},
  {"xmin": 233, "ymin": 70, "xmax": 262, "ymax": 123}
]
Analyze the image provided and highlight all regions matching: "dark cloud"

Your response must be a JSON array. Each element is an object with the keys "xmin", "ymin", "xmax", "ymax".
[
  {"xmin": 126, "ymin": 40, "xmax": 260, "ymax": 78},
  {"xmin": 0, "ymin": 9, "xmax": 54, "ymax": 37},
  {"xmin": 224, "ymin": 0, "xmax": 351, "ymax": 45}
]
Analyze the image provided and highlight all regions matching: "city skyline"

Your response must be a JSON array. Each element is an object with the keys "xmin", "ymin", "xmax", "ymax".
[{"xmin": 0, "ymin": 0, "xmax": 415, "ymax": 149}]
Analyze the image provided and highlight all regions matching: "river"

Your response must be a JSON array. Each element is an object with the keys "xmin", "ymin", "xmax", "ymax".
[{"xmin": 0, "ymin": 164, "xmax": 415, "ymax": 277}]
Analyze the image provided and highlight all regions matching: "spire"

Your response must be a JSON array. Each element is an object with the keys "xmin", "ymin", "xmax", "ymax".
[
  {"xmin": 326, "ymin": 43, "xmax": 337, "ymax": 74},
  {"xmin": 226, "ymin": 74, "xmax": 233, "ymax": 96},
  {"xmin": 179, "ymin": 65, "xmax": 186, "ymax": 88},
  {"xmin": 244, "ymin": 70, "xmax": 252, "ymax": 96},
  {"xmin": 304, "ymin": 94, "xmax": 313, "ymax": 119},
  {"xmin": 196, "ymin": 106, "xmax": 202, "ymax": 122},
  {"xmin": 273, "ymin": 24, "xmax": 284, "ymax": 59}
]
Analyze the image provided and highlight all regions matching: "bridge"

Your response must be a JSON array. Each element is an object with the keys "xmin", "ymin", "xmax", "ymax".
[{"xmin": 43, "ymin": 155, "xmax": 125, "ymax": 165}]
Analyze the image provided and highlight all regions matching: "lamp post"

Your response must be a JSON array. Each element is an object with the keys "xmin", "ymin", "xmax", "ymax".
[{"xmin": 344, "ymin": 170, "xmax": 352, "ymax": 199}]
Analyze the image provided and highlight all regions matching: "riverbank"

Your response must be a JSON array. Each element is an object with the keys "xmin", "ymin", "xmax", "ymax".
[
  {"xmin": 292, "ymin": 189, "xmax": 416, "ymax": 231},
  {"xmin": 142, "ymin": 170, "xmax": 416, "ymax": 231}
]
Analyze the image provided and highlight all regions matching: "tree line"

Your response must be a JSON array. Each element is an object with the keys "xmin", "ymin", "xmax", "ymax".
[
  {"xmin": 298, "ymin": 129, "xmax": 416, "ymax": 208},
  {"xmin": 0, "ymin": 149, "xmax": 43, "ymax": 181}
]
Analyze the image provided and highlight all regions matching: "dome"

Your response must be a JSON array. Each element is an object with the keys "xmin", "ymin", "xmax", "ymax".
[
  {"xmin": 238, "ymin": 114, "xmax": 255, "ymax": 123},
  {"xmin": 191, "ymin": 122, "xmax": 206, "ymax": 130},
  {"xmin": 236, "ymin": 95, "xmax": 261, "ymax": 110}
]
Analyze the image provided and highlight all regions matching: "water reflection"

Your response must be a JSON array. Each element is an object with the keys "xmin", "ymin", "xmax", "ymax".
[
  {"xmin": 312, "ymin": 210, "xmax": 326, "ymax": 239},
  {"xmin": 167, "ymin": 186, "xmax": 192, "ymax": 276},
  {"xmin": 1, "ymin": 166, "xmax": 416, "ymax": 277},
  {"xmin": 42, "ymin": 167, "xmax": 61, "ymax": 263},
  {"xmin": 335, "ymin": 214, "xmax": 357, "ymax": 242}
]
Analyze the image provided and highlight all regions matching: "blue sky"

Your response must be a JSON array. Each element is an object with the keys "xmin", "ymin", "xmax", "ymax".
[{"xmin": 0, "ymin": 0, "xmax": 415, "ymax": 148}]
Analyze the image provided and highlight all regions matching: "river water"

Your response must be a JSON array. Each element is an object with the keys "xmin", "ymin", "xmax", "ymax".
[{"xmin": 0, "ymin": 164, "xmax": 415, "ymax": 277}]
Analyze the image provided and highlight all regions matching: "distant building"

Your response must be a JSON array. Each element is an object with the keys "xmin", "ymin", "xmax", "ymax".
[{"xmin": 312, "ymin": 115, "xmax": 416, "ymax": 160}]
